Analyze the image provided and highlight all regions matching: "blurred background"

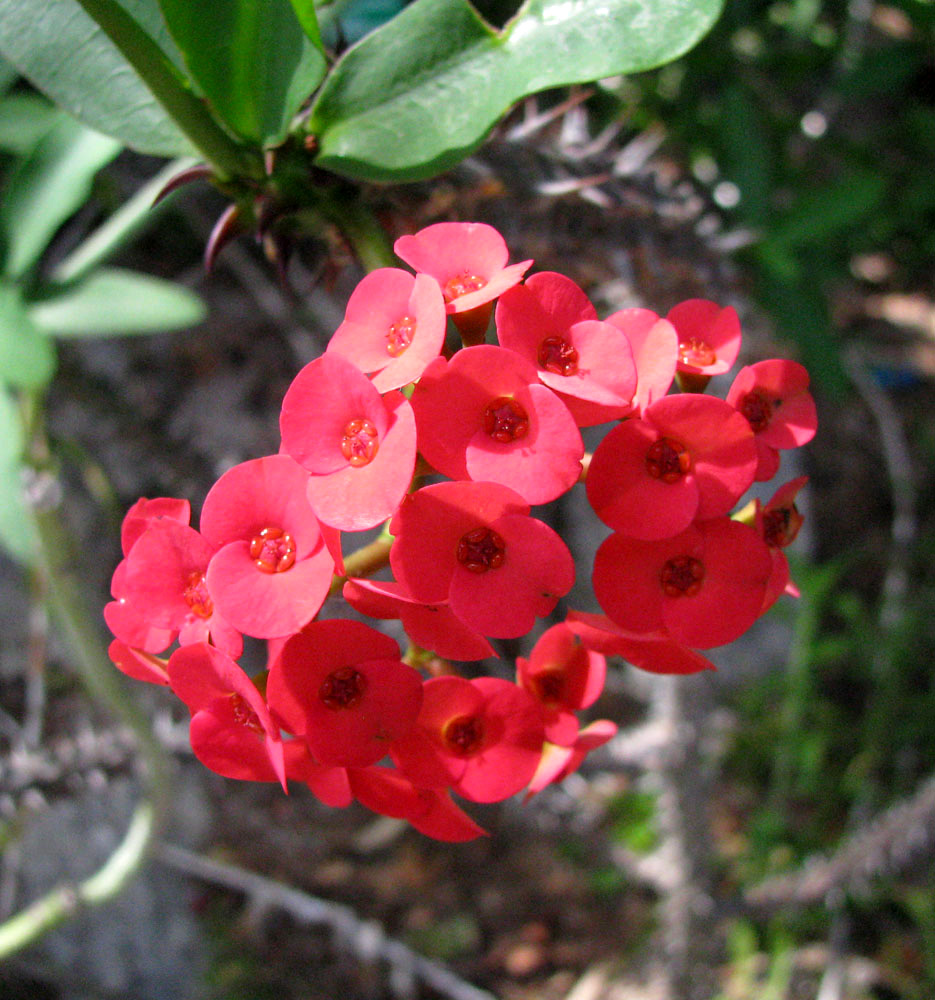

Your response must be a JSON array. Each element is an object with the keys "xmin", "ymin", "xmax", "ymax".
[{"xmin": 1, "ymin": 1, "xmax": 935, "ymax": 998}]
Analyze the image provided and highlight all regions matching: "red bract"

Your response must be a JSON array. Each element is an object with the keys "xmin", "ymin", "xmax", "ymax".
[
  {"xmin": 343, "ymin": 578, "xmax": 495, "ymax": 661},
  {"xmin": 349, "ymin": 766, "xmax": 487, "ymax": 841},
  {"xmin": 726, "ymin": 359, "xmax": 818, "ymax": 481},
  {"xmin": 391, "ymin": 676, "xmax": 545, "ymax": 803},
  {"xmin": 120, "ymin": 519, "xmax": 242, "ymax": 657},
  {"xmin": 496, "ymin": 272, "xmax": 637, "ymax": 426},
  {"xmin": 756, "ymin": 475, "xmax": 808, "ymax": 611},
  {"xmin": 200, "ymin": 454, "xmax": 334, "ymax": 639},
  {"xmin": 565, "ymin": 611, "xmax": 716, "ymax": 674},
  {"xmin": 266, "ymin": 619, "xmax": 423, "ymax": 768},
  {"xmin": 326, "ymin": 269, "xmax": 446, "ymax": 391},
  {"xmin": 394, "ymin": 221, "xmax": 531, "ymax": 315},
  {"xmin": 107, "ymin": 640, "xmax": 170, "ymax": 686},
  {"xmin": 279, "ymin": 353, "xmax": 417, "ymax": 530},
  {"xmin": 516, "ymin": 623, "xmax": 606, "ymax": 746},
  {"xmin": 410, "ymin": 344, "xmax": 583, "ymax": 504},
  {"xmin": 592, "ymin": 518, "xmax": 772, "ymax": 649},
  {"xmin": 526, "ymin": 720, "xmax": 617, "ymax": 797},
  {"xmin": 668, "ymin": 299, "xmax": 741, "ymax": 378},
  {"xmin": 390, "ymin": 481, "xmax": 575, "ymax": 639},
  {"xmin": 586, "ymin": 394, "xmax": 757, "ymax": 540},
  {"xmin": 168, "ymin": 642, "xmax": 287, "ymax": 791},
  {"xmin": 604, "ymin": 308, "xmax": 679, "ymax": 414}
]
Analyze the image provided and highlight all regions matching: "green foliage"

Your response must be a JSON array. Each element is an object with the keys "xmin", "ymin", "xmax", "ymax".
[{"xmin": 608, "ymin": 790, "xmax": 659, "ymax": 855}]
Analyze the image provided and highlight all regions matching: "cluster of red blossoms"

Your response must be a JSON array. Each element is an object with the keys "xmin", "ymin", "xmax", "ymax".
[{"xmin": 105, "ymin": 222, "xmax": 817, "ymax": 841}]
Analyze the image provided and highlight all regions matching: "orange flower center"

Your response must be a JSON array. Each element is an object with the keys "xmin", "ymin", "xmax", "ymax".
[
  {"xmin": 249, "ymin": 526, "xmax": 297, "ymax": 573},
  {"xmin": 341, "ymin": 417, "xmax": 379, "ymax": 467},
  {"xmin": 645, "ymin": 437, "xmax": 691, "ymax": 483}
]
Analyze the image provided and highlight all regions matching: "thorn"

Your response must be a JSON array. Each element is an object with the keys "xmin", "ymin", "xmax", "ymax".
[
  {"xmin": 151, "ymin": 164, "xmax": 213, "ymax": 207},
  {"xmin": 204, "ymin": 204, "xmax": 242, "ymax": 273},
  {"xmin": 264, "ymin": 149, "xmax": 276, "ymax": 176}
]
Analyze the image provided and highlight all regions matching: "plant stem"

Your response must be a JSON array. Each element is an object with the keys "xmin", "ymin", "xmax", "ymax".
[{"xmin": 73, "ymin": 0, "xmax": 261, "ymax": 182}]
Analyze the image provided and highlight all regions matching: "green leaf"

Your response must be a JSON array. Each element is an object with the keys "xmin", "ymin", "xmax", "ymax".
[
  {"xmin": 0, "ymin": 114, "xmax": 121, "ymax": 280},
  {"xmin": 29, "ymin": 268, "xmax": 206, "ymax": 337},
  {"xmin": 0, "ymin": 0, "xmax": 195, "ymax": 157},
  {"xmin": 0, "ymin": 93, "xmax": 59, "ymax": 155},
  {"xmin": 309, "ymin": 0, "xmax": 724, "ymax": 181},
  {"xmin": 0, "ymin": 283, "xmax": 57, "ymax": 388},
  {"xmin": 158, "ymin": 0, "xmax": 327, "ymax": 145},
  {"xmin": 0, "ymin": 388, "xmax": 37, "ymax": 566},
  {"xmin": 288, "ymin": 0, "xmax": 325, "ymax": 47}
]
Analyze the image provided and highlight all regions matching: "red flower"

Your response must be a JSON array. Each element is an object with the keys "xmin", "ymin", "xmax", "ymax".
[
  {"xmin": 516, "ymin": 623, "xmax": 606, "ymax": 746},
  {"xmin": 410, "ymin": 344, "xmax": 583, "ymax": 505},
  {"xmin": 279, "ymin": 353, "xmax": 417, "ymax": 530},
  {"xmin": 200, "ymin": 455, "xmax": 335, "ymax": 639},
  {"xmin": 390, "ymin": 480, "xmax": 575, "ymax": 639},
  {"xmin": 326, "ymin": 268, "xmax": 446, "ymax": 391},
  {"xmin": 107, "ymin": 641, "xmax": 170, "ymax": 686},
  {"xmin": 343, "ymin": 577, "xmax": 495, "ymax": 661},
  {"xmin": 726, "ymin": 359, "xmax": 818, "ymax": 481},
  {"xmin": 592, "ymin": 518, "xmax": 772, "ymax": 649},
  {"xmin": 604, "ymin": 308, "xmax": 679, "ymax": 414},
  {"xmin": 394, "ymin": 221, "xmax": 531, "ymax": 314},
  {"xmin": 391, "ymin": 676, "xmax": 544, "ymax": 803},
  {"xmin": 496, "ymin": 272, "xmax": 637, "ymax": 426},
  {"xmin": 668, "ymin": 298, "xmax": 741, "ymax": 378},
  {"xmin": 526, "ymin": 720, "xmax": 618, "ymax": 797},
  {"xmin": 168, "ymin": 642, "xmax": 287, "ymax": 791},
  {"xmin": 266, "ymin": 619, "xmax": 423, "ymax": 768},
  {"xmin": 586, "ymin": 394, "xmax": 757, "ymax": 540},
  {"xmin": 755, "ymin": 475, "xmax": 808, "ymax": 611}
]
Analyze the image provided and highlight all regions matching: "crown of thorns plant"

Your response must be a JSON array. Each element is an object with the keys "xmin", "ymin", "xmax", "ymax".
[{"xmin": 105, "ymin": 220, "xmax": 817, "ymax": 841}]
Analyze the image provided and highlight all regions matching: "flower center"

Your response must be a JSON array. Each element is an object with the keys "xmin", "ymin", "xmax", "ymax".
[
  {"xmin": 645, "ymin": 437, "xmax": 692, "ymax": 482},
  {"xmin": 386, "ymin": 315, "xmax": 416, "ymax": 357},
  {"xmin": 660, "ymin": 556, "xmax": 705, "ymax": 597},
  {"xmin": 319, "ymin": 667, "xmax": 367, "ymax": 709},
  {"xmin": 230, "ymin": 693, "xmax": 264, "ymax": 734},
  {"xmin": 457, "ymin": 527, "xmax": 506, "ymax": 573},
  {"xmin": 678, "ymin": 338, "xmax": 716, "ymax": 368},
  {"xmin": 341, "ymin": 417, "xmax": 379, "ymax": 467},
  {"xmin": 530, "ymin": 670, "xmax": 565, "ymax": 705},
  {"xmin": 739, "ymin": 390, "xmax": 773, "ymax": 433},
  {"xmin": 484, "ymin": 396, "xmax": 529, "ymax": 443},
  {"xmin": 442, "ymin": 273, "xmax": 487, "ymax": 302},
  {"xmin": 442, "ymin": 714, "xmax": 485, "ymax": 756},
  {"xmin": 538, "ymin": 336, "xmax": 579, "ymax": 376},
  {"xmin": 249, "ymin": 526, "xmax": 297, "ymax": 573},
  {"xmin": 763, "ymin": 505, "xmax": 804, "ymax": 548},
  {"xmin": 183, "ymin": 571, "xmax": 213, "ymax": 618}
]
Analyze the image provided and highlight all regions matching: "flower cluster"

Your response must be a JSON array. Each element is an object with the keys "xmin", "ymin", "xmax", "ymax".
[{"xmin": 106, "ymin": 221, "xmax": 817, "ymax": 840}]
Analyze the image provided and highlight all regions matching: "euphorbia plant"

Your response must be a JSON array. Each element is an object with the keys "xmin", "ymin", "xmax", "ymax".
[{"xmin": 106, "ymin": 221, "xmax": 818, "ymax": 840}]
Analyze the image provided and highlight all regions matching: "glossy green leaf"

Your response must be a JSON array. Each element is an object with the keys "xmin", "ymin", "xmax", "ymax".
[
  {"xmin": 0, "ymin": 93, "xmax": 59, "ymax": 155},
  {"xmin": 0, "ymin": 0, "xmax": 195, "ymax": 157},
  {"xmin": 158, "ymin": 0, "xmax": 327, "ymax": 145},
  {"xmin": 29, "ymin": 268, "xmax": 206, "ymax": 337},
  {"xmin": 0, "ymin": 114, "xmax": 121, "ymax": 280},
  {"xmin": 0, "ymin": 284, "xmax": 56, "ymax": 388},
  {"xmin": 310, "ymin": 0, "xmax": 724, "ymax": 181}
]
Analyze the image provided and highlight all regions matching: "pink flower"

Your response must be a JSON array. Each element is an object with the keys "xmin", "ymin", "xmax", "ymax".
[
  {"xmin": 107, "ymin": 641, "xmax": 170, "ymax": 686},
  {"xmin": 526, "ymin": 720, "xmax": 618, "ymax": 797},
  {"xmin": 168, "ymin": 642, "xmax": 287, "ymax": 791},
  {"xmin": 516, "ymin": 623, "xmax": 607, "ymax": 746},
  {"xmin": 389, "ymin": 481, "xmax": 575, "ymax": 639},
  {"xmin": 668, "ymin": 299, "xmax": 742, "ymax": 378},
  {"xmin": 495, "ymin": 272, "xmax": 637, "ymax": 426},
  {"xmin": 726, "ymin": 359, "xmax": 818, "ymax": 480},
  {"xmin": 279, "ymin": 353, "xmax": 417, "ymax": 530},
  {"xmin": 391, "ymin": 676, "xmax": 545, "ymax": 803},
  {"xmin": 592, "ymin": 517, "xmax": 772, "ymax": 649},
  {"xmin": 604, "ymin": 308, "xmax": 679, "ymax": 414},
  {"xmin": 755, "ymin": 475, "xmax": 808, "ymax": 611},
  {"xmin": 266, "ymin": 619, "xmax": 423, "ymax": 769},
  {"xmin": 410, "ymin": 344, "xmax": 583, "ymax": 505},
  {"xmin": 394, "ymin": 222, "xmax": 531, "ymax": 315},
  {"xmin": 326, "ymin": 269, "xmax": 446, "ymax": 391},
  {"xmin": 586, "ymin": 394, "xmax": 757, "ymax": 540},
  {"xmin": 201, "ymin": 454, "xmax": 335, "ymax": 639}
]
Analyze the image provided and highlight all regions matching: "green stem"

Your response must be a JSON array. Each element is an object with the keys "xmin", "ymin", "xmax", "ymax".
[
  {"xmin": 314, "ymin": 194, "xmax": 397, "ymax": 272},
  {"xmin": 73, "ymin": 0, "xmax": 261, "ymax": 182}
]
